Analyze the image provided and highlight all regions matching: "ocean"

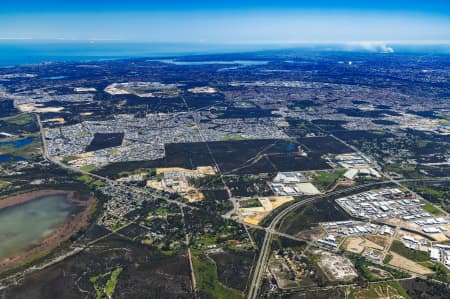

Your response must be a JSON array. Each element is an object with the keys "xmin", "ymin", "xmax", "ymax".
[
  {"xmin": 1, "ymin": 41, "xmax": 448, "ymax": 67},
  {"xmin": 0, "ymin": 41, "xmax": 275, "ymax": 67}
]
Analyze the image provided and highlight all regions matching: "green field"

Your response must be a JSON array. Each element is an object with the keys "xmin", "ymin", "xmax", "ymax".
[
  {"xmin": 90, "ymin": 267, "xmax": 123, "ymax": 299},
  {"xmin": 220, "ymin": 135, "xmax": 246, "ymax": 141},
  {"xmin": 390, "ymin": 240, "xmax": 429, "ymax": 262},
  {"xmin": 1, "ymin": 114, "xmax": 33, "ymax": 125},
  {"xmin": 351, "ymin": 255, "xmax": 410, "ymax": 282},
  {"xmin": 192, "ymin": 251, "xmax": 242, "ymax": 299},
  {"xmin": 239, "ymin": 198, "xmax": 262, "ymax": 208},
  {"xmin": 80, "ymin": 164, "xmax": 97, "ymax": 172},
  {"xmin": 312, "ymin": 169, "xmax": 346, "ymax": 191},
  {"xmin": 421, "ymin": 201, "xmax": 445, "ymax": 216},
  {"xmin": 408, "ymin": 184, "xmax": 450, "ymax": 213},
  {"xmin": 76, "ymin": 174, "xmax": 105, "ymax": 187},
  {"xmin": 105, "ymin": 267, "xmax": 122, "ymax": 297}
]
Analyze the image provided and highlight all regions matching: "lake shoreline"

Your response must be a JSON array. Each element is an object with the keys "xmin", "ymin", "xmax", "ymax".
[
  {"xmin": 0, "ymin": 189, "xmax": 75, "ymax": 210},
  {"xmin": 0, "ymin": 190, "xmax": 95, "ymax": 271}
]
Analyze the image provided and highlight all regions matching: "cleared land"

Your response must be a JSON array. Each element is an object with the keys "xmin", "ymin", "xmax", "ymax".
[
  {"xmin": 388, "ymin": 252, "xmax": 433, "ymax": 275},
  {"xmin": 343, "ymin": 236, "xmax": 384, "ymax": 254},
  {"xmin": 240, "ymin": 196, "xmax": 294, "ymax": 225}
]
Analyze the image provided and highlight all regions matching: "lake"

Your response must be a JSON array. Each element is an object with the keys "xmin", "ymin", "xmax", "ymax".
[
  {"xmin": 0, "ymin": 194, "xmax": 76, "ymax": 261},
  {"xmin": 0, "ymin": 138, "xmax": 33, "ymax": 163},
  {"xmin": 0, "ymin": 155, "xmax": 13, "ymax": 162},
  {"xmin": 0, "ymin": 137, "xmax": 33, "ymax": 148}
]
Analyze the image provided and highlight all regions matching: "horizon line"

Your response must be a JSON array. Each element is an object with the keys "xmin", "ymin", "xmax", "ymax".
[{"xmin": 1, "ymin": 39, "xmax": 450, "ymax": 45}]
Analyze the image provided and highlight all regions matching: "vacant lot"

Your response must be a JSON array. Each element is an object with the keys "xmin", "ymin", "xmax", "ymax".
[
  {"xmin": 343, "ymin": 236, "xmax": 384, "ymax": 254},
  {"xmin": 279, "ymin": 199, "xmax": 349, "ymax": 236},
  {"xmin": 348, "ymin": 281, "xmax": 410, "ymax": 299},
  {"xmin": 388, "ymin": 252, "xmax": 433, "ymax": 275},
  {"xmin": 390, "ymin": 240, "xmax": 429, "ymax": 262},
  {"xmin": 210, "ymin": 250, "xmax": 255, "ymax": 292},
  {"xmin": 298, "ymin": 136, "xmax": 352, "ymax": 155},
  {"xmin": 86, "ymin": 132, "xmax": 124, "ymax": 152},
  {"xmin": 97, "ymin": 139, "xmax": 332, "ymax": 177},
  {"xmin": 192, "ymin": 250, "xmax": 242, "ymax": 299}
]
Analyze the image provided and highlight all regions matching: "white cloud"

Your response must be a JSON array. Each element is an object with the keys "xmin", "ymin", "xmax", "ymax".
[{"xmin": 347, "ymin": 41, "xmax": 395, "ymax": 53}]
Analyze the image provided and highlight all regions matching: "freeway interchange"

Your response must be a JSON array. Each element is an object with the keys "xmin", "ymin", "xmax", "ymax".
[{"xmin": 246, "ymin": 177, "xmax": 450, "ymax": 299}]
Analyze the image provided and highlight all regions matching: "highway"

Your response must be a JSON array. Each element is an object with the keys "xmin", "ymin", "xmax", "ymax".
[
  {"xmin": 246, "ymin": 177, "xmax": 450, "ymax": 299},
  {"xmin": 36, "ymin": 113, "xmax": 450, "ymax": 298},
  {"xmin": 247, "ymin": 120, "xmax": 450, "ymax": 298},
  {"xmin": 246, "ymin": 181, "xmax": 394, "ymax": 299}
]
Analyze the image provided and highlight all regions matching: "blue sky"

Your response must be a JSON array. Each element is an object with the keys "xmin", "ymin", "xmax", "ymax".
[
  {"xmin": 2, "ymin": 1, "xmax": 450, "ymax": 14},
  {"xmin": 1, "ymin": 1, "xmax": 449, "ymax": 44}
]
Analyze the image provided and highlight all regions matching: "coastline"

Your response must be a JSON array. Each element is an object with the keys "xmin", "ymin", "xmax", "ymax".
[{"xmin": 0, "ymin": 189, "xmax": 96, "ymax": 270}]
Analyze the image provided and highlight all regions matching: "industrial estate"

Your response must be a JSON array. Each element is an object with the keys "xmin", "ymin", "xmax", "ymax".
[{"xmin": 0, "ymin": 49, "xmax": 449, "ymax": 299}]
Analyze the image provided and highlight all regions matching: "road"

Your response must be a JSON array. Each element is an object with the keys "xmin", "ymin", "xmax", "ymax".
[
  {"xmin": 246, "ymin": 181, "xmax": 396, "ymax": 299},
  {"xmin": 246, "ymin": 177, "xmax": 450, "ymax": 299},
  {"xmin": 36, "ymin": 113, "xmax": 450, "ymax": 298},
  {"xmin": 36, "ymin": 114, "xmax": 194, "ymax": 210},
  {"xmin": 382, "ymin": 226, "xmax": 399, "ymax": 261}
]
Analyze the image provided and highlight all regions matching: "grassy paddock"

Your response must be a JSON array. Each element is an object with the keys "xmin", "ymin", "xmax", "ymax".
[
  {"xmin": 390, "ymin": 240, "xmax": 429, "ymax": 262},
  {"xmin": 192, "ymin": 250, "xmax": 242, "ymax": 299},
  {"xmin": 1, "ymin": 114, "xmax": 33, "ymax": 125}
]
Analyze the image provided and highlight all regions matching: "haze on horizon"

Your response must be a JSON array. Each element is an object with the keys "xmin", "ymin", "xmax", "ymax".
[{"xmin": 0, "ymin": 0, "xmax": 449, "ymax": 45}]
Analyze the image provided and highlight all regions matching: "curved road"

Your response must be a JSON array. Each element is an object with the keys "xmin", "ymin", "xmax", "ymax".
[
  {"xmin": 246, "ymin": 177, "xmax": 450, "ymax": 299},
  {"xmin": 35, "ymin": 113, "xmax": 450, "ymax": 298}
]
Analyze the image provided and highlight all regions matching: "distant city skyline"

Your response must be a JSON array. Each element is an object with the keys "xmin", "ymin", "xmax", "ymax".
[{"xmin": 1, "ymin": 1, "xmax": 449, "ymax": 44}]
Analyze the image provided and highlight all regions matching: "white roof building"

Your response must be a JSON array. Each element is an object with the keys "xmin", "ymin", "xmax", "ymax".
[
  {"xmin": 429, "ymin": 247, "xmax": 440, "ymax": 261},
  {"xmin": 273, "ymin": 171, "xmax": 308, "ymax": 184}
]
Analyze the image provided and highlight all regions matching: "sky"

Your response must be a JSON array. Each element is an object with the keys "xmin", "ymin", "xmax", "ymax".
[{"xmin": 1, "ymin": 1, "xmax": 449, "ymax": 44}]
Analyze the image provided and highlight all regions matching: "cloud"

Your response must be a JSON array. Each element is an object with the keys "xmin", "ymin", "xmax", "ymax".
[{"xmin": 347, "ymin": 41, "xmax": 395, "ymax": 53}]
